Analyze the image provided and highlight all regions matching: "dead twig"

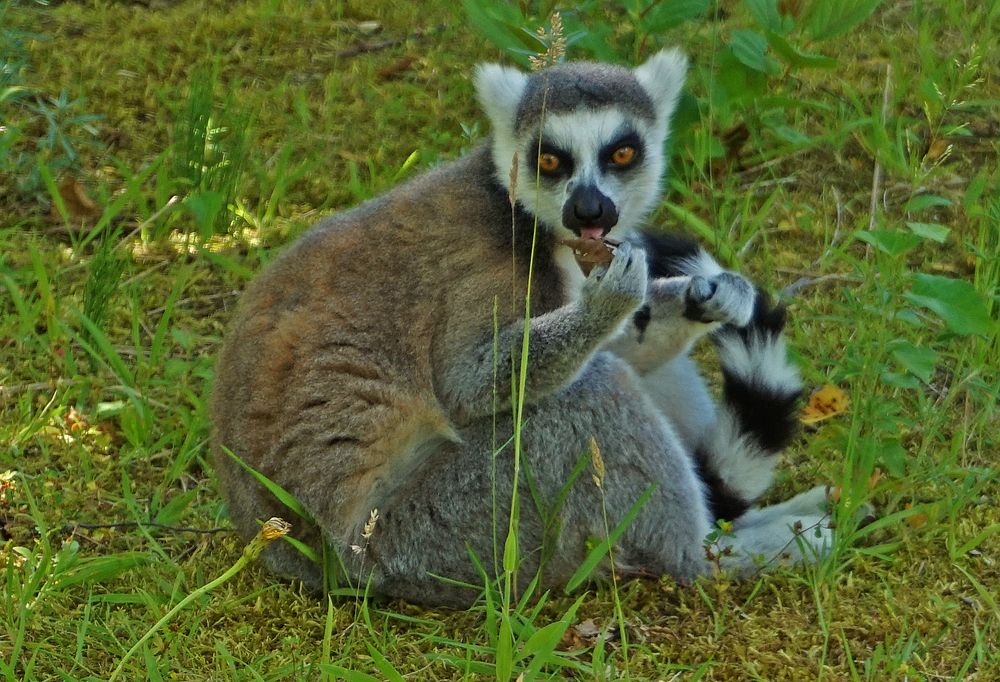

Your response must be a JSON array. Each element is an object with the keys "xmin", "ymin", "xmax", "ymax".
[
  {"xmin": 780, "ymin": 272, "xmax": 862, "ymax": 297},
  {"xmin": 337, "ymin": 24, "xmax": 445, "ymax": 59},
  {"xmin": 0, "ymin": 379, "xmax": 79, "ymax": 401},
  {"xmin": 64, "ymin": 521, "xmax": 232, "ymax": 535}
]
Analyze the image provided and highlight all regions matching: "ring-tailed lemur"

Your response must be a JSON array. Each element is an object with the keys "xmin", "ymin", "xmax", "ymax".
[{"xmin": 211, "ymin": 49, "xmax": 833, "ymax": 607}]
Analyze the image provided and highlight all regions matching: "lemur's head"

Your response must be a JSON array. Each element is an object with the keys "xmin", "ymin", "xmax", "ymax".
[{"xmin": 474, "ymin": 49, "xmax": 687, "ymax": 241}]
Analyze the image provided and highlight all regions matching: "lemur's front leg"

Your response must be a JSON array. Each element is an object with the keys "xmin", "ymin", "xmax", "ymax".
[
  {"xmin": 606, "ymin": 231, "xmax": 756, "ymax": 374},
  {"xmin": 442, "ymin": 242, "xmax": 648, "ymax": 422}
]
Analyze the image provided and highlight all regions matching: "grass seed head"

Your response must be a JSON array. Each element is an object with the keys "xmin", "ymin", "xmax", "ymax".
[
  {"xmin": 589, "ymin": 437, "xmax": 605, "ymax": 489},
  {"xmin": 528, "ymin": 12, "xmax": 566, "ymax": 71}
]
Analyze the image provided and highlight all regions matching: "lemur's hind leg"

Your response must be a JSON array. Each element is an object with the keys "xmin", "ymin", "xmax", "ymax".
[
  {"xmin": 721, "ymin": 485, "xmax": 833, "ymax": 572},
  {"xmin": 360, "ymin": 353, "xmax": 714, "ymax": 607}
]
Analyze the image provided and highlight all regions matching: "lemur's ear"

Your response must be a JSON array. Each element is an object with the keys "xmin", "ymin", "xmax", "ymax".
[
  {"xmin": 634, "ymin": 48, "xmax": 688, "ymax": 125},
  {"xmin": 474, "ymin": 63, "xmax": 529, "ymax": 132}
]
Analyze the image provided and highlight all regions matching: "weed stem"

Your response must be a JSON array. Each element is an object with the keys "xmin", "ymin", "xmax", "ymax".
[{"xmin": 107, "ymin": 518, "xmax": 290, "ymax": 682}]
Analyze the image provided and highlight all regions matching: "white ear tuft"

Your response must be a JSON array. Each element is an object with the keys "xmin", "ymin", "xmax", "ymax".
[
  {"xmin": 634, "ymin": 48, "xmax": 688, "ymax": 124},
  {"xmin": 473, "ymin": 63, "xmax": 528, "ymax": 132}
]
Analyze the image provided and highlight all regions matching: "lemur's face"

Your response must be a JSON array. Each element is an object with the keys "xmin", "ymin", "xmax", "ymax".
[
  {"xmin": 475, "ymin": 50, "xmax": 687, "ymax": 242},
  {"xmin": 512, "ymin": 109, "xmax": 663, "ymax": 241}
]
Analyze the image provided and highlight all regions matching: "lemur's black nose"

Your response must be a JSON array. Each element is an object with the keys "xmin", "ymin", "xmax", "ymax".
[{"xmin": 563, "ymin": 184, "xmax": 619, "ymax": 235}]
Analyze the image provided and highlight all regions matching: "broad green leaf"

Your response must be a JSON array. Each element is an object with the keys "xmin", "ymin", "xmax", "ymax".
[
  {"xmin": 768, "ymin": 123, "xmax": 811, "ymax": 145},
  {"xmin": 904, "ymin": 274, "xmax": 994, "ymax": 337},
  {"xmin": 461, "ymin": 0, "xmax": 536, "ymax": 65},
  {"xmin": 803, "ymin": 0, "xmax": 885, "ymax": 41},
  {"xmin": 954, "ymin": 525, "xmax": 1000, "ymax": 557},
  {"xmin": 714, "ymin": 46, "xmax": 769, "ymax": 105},
  {"xmin": 905, "ymin": 221, "xmax": 950, "ymax": 243},
  {"xmin": 855, "ymin": 229, "xmax": 921, "ymax": 257},
  {"xmin": 730, "ymin": 29, "xmax": 781, "ymax": 75},
  {"xmin": 881, "ymin": 370, "xmax": 920, "ymax": 390},
  {"xmin": 73, "ymin": 311, "xmax": 135, "ymax": 386},
  {"xmin": 766, "ymin": 31, "xmax": 838, "ymax": 69},
  {"xmin": 642, "ymin": 0, "xmax": 709, "ymax": 32},
  {"xmin": 878, "ymin": 439, "xmax": 908, "ymax": 478},
  {"xmin": 747, "ymin": 0, "xmax": 783, "ymax": 32},
  {"xmin": 888, "ymin": 340, "xmax": 939, "ymax": 383},
  {"xmin": 904, "ymin": 194, "xmax": 952, "ymax": 212}
]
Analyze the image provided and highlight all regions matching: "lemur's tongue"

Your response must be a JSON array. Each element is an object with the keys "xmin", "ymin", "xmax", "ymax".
[{"xmin": 580, "ymin": 227, "xmax": 604, "ymax": 240}]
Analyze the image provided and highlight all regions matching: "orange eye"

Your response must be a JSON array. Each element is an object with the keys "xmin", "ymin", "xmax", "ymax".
[
  {"xmin": 538, "ymin": 153, "xmax": 561, "ymax": 173},
  {"xmin": 611, "ymin": 146, "xmax": 637, "ymax": 166}
]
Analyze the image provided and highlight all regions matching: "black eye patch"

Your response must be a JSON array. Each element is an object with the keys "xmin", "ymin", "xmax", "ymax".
[
  {"xmin": 600, "ymin": 131, "xmax": 644, "ymax": 171},
  {"xmin": 528, "ymin": 137, "xmax": 574, "ymax": 179}
]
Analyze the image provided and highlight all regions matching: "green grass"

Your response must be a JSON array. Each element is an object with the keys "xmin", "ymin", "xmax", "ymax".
[{"xmin": 1, "ymin": 0, "xmax": 999, "ymax": 680}]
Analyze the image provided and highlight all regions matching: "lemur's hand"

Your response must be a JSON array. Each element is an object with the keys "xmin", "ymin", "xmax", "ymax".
[
  {"xmin": 682, "ymin": 272, "xmax": 755, "ymax": 327},
  {"xmin": 583, "ymin": 241, "xmax": 648, "ymax": 322}
]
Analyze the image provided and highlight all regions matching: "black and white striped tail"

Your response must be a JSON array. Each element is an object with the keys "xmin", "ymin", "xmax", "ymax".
[{"xmin": 696, "ymin": 292, "xmax": 804, "ymax": 521}]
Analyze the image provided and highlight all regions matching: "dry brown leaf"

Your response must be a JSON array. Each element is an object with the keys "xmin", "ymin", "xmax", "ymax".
[
  {"xmin": 51, "ymin": 177, "xmax": 101, "ymax": 223},
  {"xmin": 559, "ymin": 618, "xmax": 618, "ymax": 651},
  {"xmin": 924, "ymin": 138, "xmax": 950, "ymax": 163},
  {"xmin": 800, "ymin": 384, "xmax": 850, "ymax": 425},
  {"xmin": 560, "ymin": 237, "xmax": 619, "ymax": 275},
  {"xmin": 377, "ymin": 54, "xmax": 417, "ymax": 80},
  {"xmin": 904, "ymin": 502, "xmax": 929, "ymax": 529}
]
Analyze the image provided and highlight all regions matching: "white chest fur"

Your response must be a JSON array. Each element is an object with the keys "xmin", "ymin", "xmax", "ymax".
[{"xmin": 553, "ymin": 244, "xmax": 587, "ymax": 302}]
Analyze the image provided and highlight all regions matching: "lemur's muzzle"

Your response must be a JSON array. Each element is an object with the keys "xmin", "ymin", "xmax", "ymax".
[{"xmin": 563, "ymin": 184, "xmax": 619, "ymax": 238}]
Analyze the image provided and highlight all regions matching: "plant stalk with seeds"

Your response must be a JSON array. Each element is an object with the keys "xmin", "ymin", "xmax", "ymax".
[{"xmin": 107, "ymin": 517, "xmax": 291, "ymax": 682}]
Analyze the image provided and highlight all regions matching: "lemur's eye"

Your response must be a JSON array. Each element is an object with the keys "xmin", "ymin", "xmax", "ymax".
[
  {"xmin": 611, "ymin": 145, "xmax": 637, "ymax": 167},
  {"xmin": 538, "ymin": 153, "xmax": 561, "ymax": 174}
]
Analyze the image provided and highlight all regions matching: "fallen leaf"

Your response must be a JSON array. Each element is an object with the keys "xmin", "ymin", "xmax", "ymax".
[
  {"xmin": 575, "ymin": 618, "xmax": 601, "ymax": 640},
  {"xmin": 923, "ymin": 138, "xmax": 950, "ymax": 163},
  {"xmin": 904, "ymin": 502, "xmax": 929, "ymax": 529},
  {"xmin": 377, "ymin": 54, "xmax": 416, "ymax": 80},
  {"xmin": 800, "ymin": 384, "xmax": 850, "ymax": 424},
  {"xmin": 64, "ymin": 406, "xmax": 90, "ymax": 433},
  {"xmin": 559, "ymin": 618, "xmax": 618, "ymax": 651},
  {"xmin": 51, "ymin": 177, "xmax": 101, "ymax": 223},
  {"xmin": 709, "ymin": 122, "xmax": 751, "ymax": 177}
]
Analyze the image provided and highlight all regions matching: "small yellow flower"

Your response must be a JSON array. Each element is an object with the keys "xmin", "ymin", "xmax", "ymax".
[{"xmin": 260, "ymin": 517, "xmax": 292, "ymax": 542}]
